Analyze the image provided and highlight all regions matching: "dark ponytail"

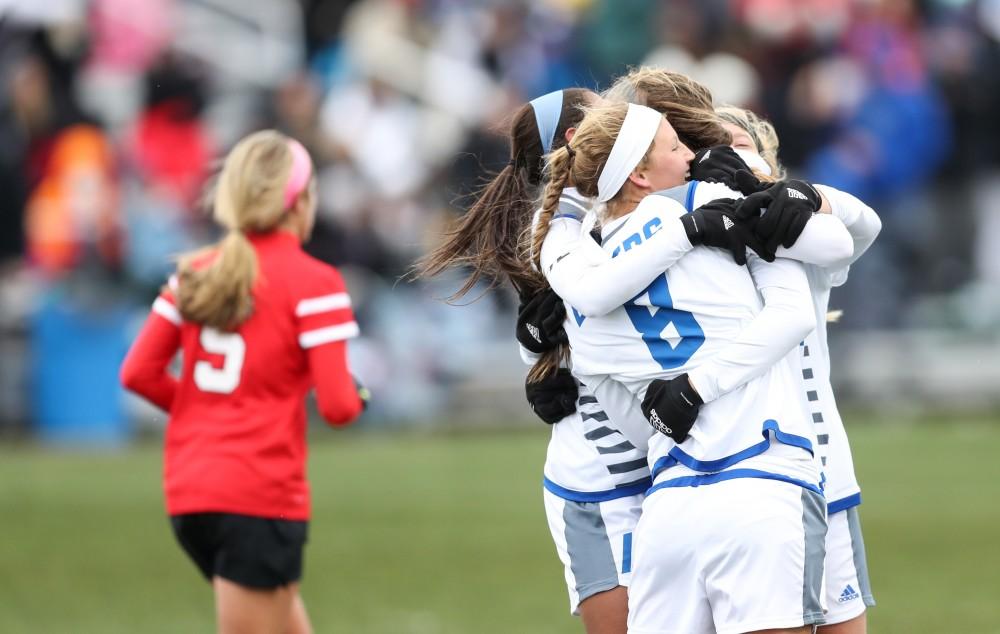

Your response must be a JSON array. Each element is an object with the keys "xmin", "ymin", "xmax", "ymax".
[
  {"xmin": 413, "ymin": 88, "xmax": 595, "ymax": 301},
  {"xmin": 415, "ymin": 154, "xmax": 542, "ymax": 300}
]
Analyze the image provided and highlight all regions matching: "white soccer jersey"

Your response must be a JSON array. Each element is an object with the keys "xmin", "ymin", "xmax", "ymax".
[
  {"xmin": 663, "ymin": 180, "xmax": 879, "ymax": 511},
  {"xmin": 798, "ymin": 185, "xmax": 881, "ymax": 510},
  {"xmin": 534, "ymin": 188, "xmax": 652, "ymax": 500},
  {"xmin": 562, "ymin": 194, "xmax": 822, "ymax": 492},
  {"xmin": 542, "ymin": 381, "xmax": 651, "ymax": 501}
]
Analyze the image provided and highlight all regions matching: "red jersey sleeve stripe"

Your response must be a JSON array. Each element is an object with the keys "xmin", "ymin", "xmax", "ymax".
[
  {"xmin": 299, "ymin": 321, "xmax": 360, "ymax": 349},
  {"xmin": 296, "ymin": 292, "xmax": 351, "ymax": 317},
  {"xmin": 152, "ymin": 297, "xmax": 182, "ymax": 326}
]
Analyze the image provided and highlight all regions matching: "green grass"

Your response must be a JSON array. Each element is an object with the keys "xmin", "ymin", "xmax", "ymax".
[{"xmin": 1, "ymin": 417, "xmax": 998, "ymax": 633}]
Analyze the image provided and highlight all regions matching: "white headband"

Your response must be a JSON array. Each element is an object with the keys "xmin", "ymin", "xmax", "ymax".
[
  {"xmin": 596, "ymin": 103, "xmax": 663, "ymax": 203},
  {"xmin": 733, "ymin": 147, "xmax": 773, "ymax": 177}
]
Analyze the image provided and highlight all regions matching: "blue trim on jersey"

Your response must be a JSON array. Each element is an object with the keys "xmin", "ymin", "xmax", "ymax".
[
  {"xmin": 828, "ymin": 492, "xmax": 862, "ymax": 514},
  {"xmin": 622, "ymin": 532, "xmax": 633, "ymax": 574},
  {"xmin": 543, "ymin": 476, "xmax": 651, "ymax": 503},
  {"xmin": 647, "ymin": 468, "xmax": 824, "ymax": 497},
  {"xmin": 684, "ymin": 181, "xmax": 699, "ymax": 213},
  {"xmin": 650, "ymin": 419, "xmax": 814, "ymax": 479},
  {"xmin": 552, "ymin": 213, "xmax": 582, "ymax": 221}
]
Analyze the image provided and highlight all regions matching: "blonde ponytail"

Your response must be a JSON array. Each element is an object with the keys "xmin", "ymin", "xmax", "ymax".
[
  {"xmin": 175, "ymin": 130, "xmax": 297, "ymax": 330},
  {"xmin": 176, "ymin": 232, "xmax": 258, "ymax": 329},
  {"xmin": 522, "ymin": 102, "xmax": 637, "ymax": 381}
]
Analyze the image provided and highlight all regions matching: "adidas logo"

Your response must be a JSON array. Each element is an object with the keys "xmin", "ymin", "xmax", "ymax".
[
  {"xmin": 787, "ymin": 188, "xmax": 808, "ymax": 201},
  {"xmin": 722, "ymin": 216, "xmax": 735, "ymax": 231},
  {"xmin": 647, "ymin": 409, "xmax": 672, "ymax": 436},
  {"xmin": 837, "ymin": 584, "xmax": 860, "ymax": 603},
  {"xmin": 699, "ymin": 149, "xmax": 711, "ymax": 163},
  {"xmin": 526, "ymin": 323, "xmax": 542, "ymax": 343}
]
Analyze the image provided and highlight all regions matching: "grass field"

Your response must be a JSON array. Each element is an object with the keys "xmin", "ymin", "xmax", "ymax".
[{"xmin": 2, "ymin": 416, "xmax": 999, "ymax": 633}]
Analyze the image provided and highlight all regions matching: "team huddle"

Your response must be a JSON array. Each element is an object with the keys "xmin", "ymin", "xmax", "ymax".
[
  {"xmin": 420, "ymin": 68, "xmax": 879, "ymax": 634},
  {"xmin": 119, "ymin": 64, "xmax": 879, "ymax": 634}
]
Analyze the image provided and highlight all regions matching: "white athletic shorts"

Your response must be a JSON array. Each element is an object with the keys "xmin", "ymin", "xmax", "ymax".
[
  {"xmin": 628, "ymin": 477, "xmax": 828, "ymax": 634},
  {"xmin": 542, "ymin": 488, "xmax": 643, "ymax": 614},
  {"xmin": 824, "ymin": 506, "xmax": 876, "ymax": 624}
]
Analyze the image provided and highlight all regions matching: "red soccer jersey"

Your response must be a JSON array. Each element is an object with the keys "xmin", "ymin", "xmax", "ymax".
[{"xmin": 121, "ymin": 230, "xmax": 362, "ymax": 520}]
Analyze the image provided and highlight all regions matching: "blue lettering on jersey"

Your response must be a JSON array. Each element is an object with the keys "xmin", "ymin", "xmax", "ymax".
[
  {"xmin": 608, "ymin": 215, "xmax": 704, "ymax": 369},
  {"xmin": 643, "ymin": 217, "xmax": 663, "ymax": 238},
  {"xmin": 625, "ymin": 275, "xmax": 704, "ymax": 369},
  {"xmin": 611, "ymin": 217, "xmax": 662, "ymax": 258},
  {"xmin": 573, "ymin": 307, "xmax": 585, "ymax": 326}
]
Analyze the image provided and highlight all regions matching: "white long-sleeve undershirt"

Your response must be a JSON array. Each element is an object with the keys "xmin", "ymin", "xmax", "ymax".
[
  {"xmin": 682, "ymin": 184, "xmax": 879, "ymax": 402},
  {"xmin": 542, "ymin": 182, "xmax": 853, "ymax": 319},
  {"xmin": 814, "ymin": 184, "xmax": 883, "ymax": 277},
  {"xmin": 687, "ymin": 255, "xmax": 816, "ymax": 403},
  {"xmin": 537, "ymin": 185, "xmax": 837, "ymax": 407},
  {"xmin": 540, "ymin": 213, "xmax": 695, "ymax": 317}
]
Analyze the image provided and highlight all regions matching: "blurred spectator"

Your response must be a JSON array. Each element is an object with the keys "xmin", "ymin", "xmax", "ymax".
[
  {"xmin": 126, "ymin": 55, "xmax": 214, "ymax": 209},
  {"xmin": 24, "ymin": 123, "xmax": 121, "ymax": 276},
  {"xmin": 3, "ymin": 0, "xmax": 1000, "ymax": 435}
]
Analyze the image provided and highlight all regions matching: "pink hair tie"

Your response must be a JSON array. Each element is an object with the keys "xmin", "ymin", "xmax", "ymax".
[{"xmin": 283, "ymin": 138, "xmax": 312, "ymax": 209}]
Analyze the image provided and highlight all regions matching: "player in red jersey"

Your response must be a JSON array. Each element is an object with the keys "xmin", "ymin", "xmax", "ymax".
[{"xmin": 121, "ymin": 130, "xmax": 364, "ymax": 634}]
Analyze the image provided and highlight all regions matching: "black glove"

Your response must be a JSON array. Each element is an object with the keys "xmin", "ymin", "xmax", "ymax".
[
  {"xmin": 640, "ymin": 374, "xmax": 704, "ymax": 443},
  {"xmin": 733, "ymin": 168, "xmax": 771, "ymax": 195},
  {"xmin": 353, "ymin": 375, "xmax": 371, "ymax": 411},
  {"xmin": 737, "ymin": 179, "xmax": 822, "ymax": 256},
  {"xmin": 516, "ymin": 288, "xmax": 567, "ymax": 354},
  {"xmin": 525, "ymin": 369, "xmax": 578, "ymax": 424},
  {"xmin": 688, "ymin": 146, "xmax": 753, "ymax": 191},
  {"xmin": 680, "ymin": 198, "xmax": 766, "ymax": 266}
]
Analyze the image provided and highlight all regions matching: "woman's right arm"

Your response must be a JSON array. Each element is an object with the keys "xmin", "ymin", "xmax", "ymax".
[
  {"xmin": 686, "ymin": 256, "xmax": 816, "ymax": 403},
  {"xmin": 814, "ymin": 184, "xmax": 882, "ymax": 271},
  {"xmin": 690, "ymin": 180, "xmax": 855, "ymax": 267},
  {"xmin": 540, "ymin": 199, "xmax": 695, "ymax": 317},
  {"xmin": 120, "ymin": 296, "xmax": 182, "ymax": 411},
  {"xmin": 541, "ymin": 186, "xmax": 854, "ymax": 317}
]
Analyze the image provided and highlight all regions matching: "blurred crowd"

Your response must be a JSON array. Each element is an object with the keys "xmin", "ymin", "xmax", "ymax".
[{"xmin": 2, "ymin": 0, "xmax": 1000, "ymax": 439}]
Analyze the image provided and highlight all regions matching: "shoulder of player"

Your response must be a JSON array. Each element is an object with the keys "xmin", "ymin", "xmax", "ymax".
[
  {"xmin": 644, "ymin": 180, "xmax": 741, "ymax": 212},
  {"xmin": 554, "ymin": 188, "xmax": 591, "ymax": 221},
  {"xmin": 690, "ymin": 180, "xmax": 741, "ymax": 207},
  {"xmin": 633, "ymin": 190, "xmax": 688, "ymax": 220},
  {"xmin": 157, "ymin": 247, "xmax": 218, "ymax": 299},
  {"xmin": 533, "ymin": 189, "xmax": 592, "ymax": 231},
  {"xmin": 282, "ymin": 250, "xmax": 348, "ymax": 297}
]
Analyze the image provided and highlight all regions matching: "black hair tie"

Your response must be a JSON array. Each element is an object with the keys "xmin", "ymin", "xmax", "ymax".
[{"xmin": 565, "ymin": 145, "xmax": 576, "ymax": 161}]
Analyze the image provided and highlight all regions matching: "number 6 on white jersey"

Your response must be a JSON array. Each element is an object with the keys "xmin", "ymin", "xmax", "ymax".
[{"xmin": 194, "ymin": 327, "xmax": 246, "ymax": 393}]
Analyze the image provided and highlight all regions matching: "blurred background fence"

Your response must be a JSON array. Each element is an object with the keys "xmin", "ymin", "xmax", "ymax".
[{"xmin": 2, "ymin": 0, "xmax": 1000, "ymax": 444}]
